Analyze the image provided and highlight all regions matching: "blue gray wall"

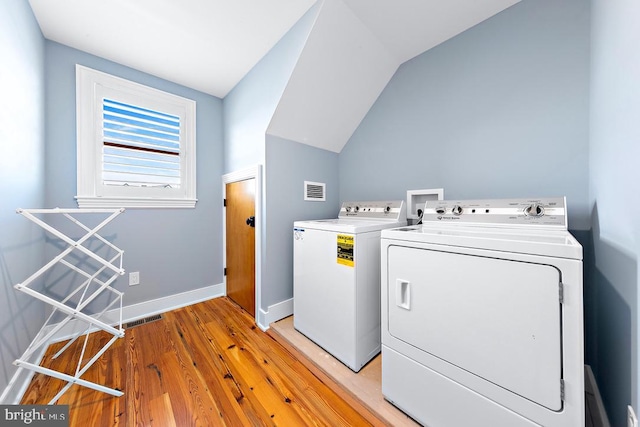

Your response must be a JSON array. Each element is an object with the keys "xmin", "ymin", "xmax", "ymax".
[
  {"xmin": 339, "ymin": 0, "xmax": 639, "ymax": 424},
  {"xmin": 223, "ymin": 3, "xmax": 319, "ymax": 174},
  {"xmin": 0, "ymin": 25, "xmax": 224, "ymax": 394},
  {"xmin": 223, "ymin": 4, "xmax": 323, "ymax": 315},
  {"xmin": 339, "ymin": 0, "xmax": 590, "ymax": 230},
  {"xmin": 0, "ymin": 0, "xmax": 47, "ymax": 400},
  {"xmin": 590, "ymin": 0, "xmax": 640, "ymax": 425},
  {"xmin": 264, "ymin": 135, "xmax": 339, "ymax": 309},
  {"xmin": 44, "ymin": 41, "xmax": 225, "ymax": 306},
  {"xmin": 4, "ymin": 1, "xmax": 638, "ymax": 423}
]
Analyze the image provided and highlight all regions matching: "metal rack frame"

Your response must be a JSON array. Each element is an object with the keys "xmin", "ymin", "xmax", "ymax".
[{"xmin": 10, "ymin": 208, "xmax": 126, "ymax": 404}]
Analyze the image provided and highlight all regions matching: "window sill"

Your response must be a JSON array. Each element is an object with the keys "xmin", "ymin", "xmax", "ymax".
[{"xmin": 76, "ymin": 196, "xmax": 197, "ymax": 209}]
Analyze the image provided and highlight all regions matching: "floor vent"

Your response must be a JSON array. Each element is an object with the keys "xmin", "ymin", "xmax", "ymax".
[{"xmin": 125, "ymin": 314, "xmax": 163, "ymax": 329}]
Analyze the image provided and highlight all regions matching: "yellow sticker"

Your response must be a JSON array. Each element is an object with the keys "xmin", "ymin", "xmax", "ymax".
[{"xmin": 337, "ymin": 234, "xmax": 354, "ymax": 267}]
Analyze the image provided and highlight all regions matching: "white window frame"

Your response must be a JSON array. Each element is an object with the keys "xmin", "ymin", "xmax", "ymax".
[{"xmin": 76, "ymin": 65, "xmax": 197, "ymax": 208}]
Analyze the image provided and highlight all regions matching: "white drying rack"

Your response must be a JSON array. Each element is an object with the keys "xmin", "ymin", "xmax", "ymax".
[{"xmin": 11, "ymin": 208, "xmax": 126, "ymax": 404}]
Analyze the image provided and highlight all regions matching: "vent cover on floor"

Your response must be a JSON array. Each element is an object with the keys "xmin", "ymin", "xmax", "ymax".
[
  {"xmin": 125, "ymin": 314, "xmax": 163, "ymax": 329},
  {"xmin": 304, "ymin": 181, "xmax": 326, "ymax": 201}
]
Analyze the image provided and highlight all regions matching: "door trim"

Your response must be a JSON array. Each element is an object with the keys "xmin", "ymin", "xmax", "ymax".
[{"xmin": 222, "ymin": 165, "xmax": 262, "ymax": 324}]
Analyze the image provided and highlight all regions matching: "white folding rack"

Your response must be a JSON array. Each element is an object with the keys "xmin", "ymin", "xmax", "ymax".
[{"xmin": 11, "ymin": 208, "xmax": 126, "ymax": 404}]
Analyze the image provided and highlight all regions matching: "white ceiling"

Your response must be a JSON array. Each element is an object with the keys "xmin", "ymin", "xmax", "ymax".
[
  {"xmin": 268, "ymin": 0, "xmax": 520, "ymax": 152},
  {"xmin": 29, "ymin": 0, "xmax": 519, "ymax": 100},
  {"xmin": 343, "ymin": 0, "xmax": 521, "ymax": 63},
  {"xmin": 28, "ymin": 0, "xmax": 317, "ymax": 98},
  {"xmin": 28, "ymin": 0, "xmax": 520, "ymax": 152}
]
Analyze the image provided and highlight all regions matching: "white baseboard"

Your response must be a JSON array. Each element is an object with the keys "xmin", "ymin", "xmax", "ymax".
[
  {"xmin": 46, "ymin": 283, "xmax": 225, "ymax": 342},
  {"xmin": 585, "ymin": 364, "xmax": 611, "ymax": 427},
  {"xmin": 0, "ymin": 345, "xmax": 49, "ymax": 404},
  {"xmin": 0, "ymin": 283, "xmax": 224, "ymax": 404},
  {"xmin": 257, "ymin": 298, "xmax": 293, "ymax": 331}
]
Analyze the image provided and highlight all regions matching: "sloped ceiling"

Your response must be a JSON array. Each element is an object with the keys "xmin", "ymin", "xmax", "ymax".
[
  {"xmin": 343, "ymin": 0, "xmax": 522, "ymax": 64},
  {"xmin": 267, "ymin": 0, "xmax": 399, "ymax": 153},
  {"xmin": 28, "ymin": 0, "xmax": 521, "ymax": 153},
  {"xmin": 268, "ymin": 0, "xmax": 521, "ymax": 152},
  {"xmin": 28, "ymin": 0, "xmax": 316, "ymax": 98}
]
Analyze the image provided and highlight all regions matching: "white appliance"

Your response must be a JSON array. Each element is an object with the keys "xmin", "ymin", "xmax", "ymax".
[
  {"xmin": 381, "ymin": 197, "xmax": 584, "ymax": 427},
  {"xmin": 294, "ymin": 200, "xmax": 407, "ymax": 372}
]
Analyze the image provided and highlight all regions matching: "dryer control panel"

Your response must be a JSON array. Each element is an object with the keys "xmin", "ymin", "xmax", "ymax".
[
  {"xmin": 422, "ymin": 197, "xmax": 567, "ymax": 229},
  {"xmin": 339, "ymin": 200, "xmax": 406, "ymax": 221}
]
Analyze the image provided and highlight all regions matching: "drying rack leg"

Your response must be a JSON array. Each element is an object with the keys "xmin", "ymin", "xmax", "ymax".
[{"xmin": 14, "ymin": 360, "xmax": 124, "ymax": 402}]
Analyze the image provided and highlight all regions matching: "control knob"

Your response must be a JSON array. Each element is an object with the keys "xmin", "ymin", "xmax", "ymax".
[
  {"xmin": 452, "ymin": 205, "xmax": 463, "ymax": 216},
  {"xmin": 385, "ymin": 206, "xmax": 391, "ymax": 213},
  {"xmin": 345, "ymin": 206, "xmax": 352, "ymax": 213},
  {"xmin": 354, "ymin": 206, "xmax": 360, "ymax": 212},
  {"xmin": 524, "ymin": 203, "xmax": 545, "ymax": 217}
]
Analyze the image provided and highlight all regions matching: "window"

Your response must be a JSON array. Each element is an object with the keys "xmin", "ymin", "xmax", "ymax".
[{"xmin": 76, "ymin": 65, "xmax": 197, "ymax": 208}]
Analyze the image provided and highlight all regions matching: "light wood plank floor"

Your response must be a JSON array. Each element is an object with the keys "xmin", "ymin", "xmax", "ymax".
[
  {"xmin": 21, "ymin": 297, "xmax": 385, "ymax": 426},
  {"xmin": 268, "ymin": 317, "xmax": 419, "ymax": 427},
  {"xmin": 269, "ymin": 318, "xmax": 605, "ymax": 427}
]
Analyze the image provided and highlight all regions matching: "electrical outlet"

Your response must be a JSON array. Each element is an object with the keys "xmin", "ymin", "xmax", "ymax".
[
  {"xmin": 129, "ymin": 271, "xmax": 140, "ymax": 286},
  {"xmin": 629, "ymin": 405, "xmax": 638, "ymax": 427}
]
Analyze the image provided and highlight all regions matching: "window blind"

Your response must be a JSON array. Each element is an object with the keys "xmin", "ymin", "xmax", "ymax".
[{"xmin": 102, "ymin": 98, "xmax": 181, "ymax": 188}]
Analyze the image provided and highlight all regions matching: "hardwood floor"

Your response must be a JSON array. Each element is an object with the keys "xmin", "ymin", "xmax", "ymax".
[
  {"xmin": 268, "ymin": 317, "xmax": 418, "ymax": 426},
  {"xmin": 21, "ymin": 297, "xmax": 385, "ymax": 426}
]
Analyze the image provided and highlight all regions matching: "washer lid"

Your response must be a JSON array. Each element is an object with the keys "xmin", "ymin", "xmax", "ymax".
[
  {"xmin": 382, "ymin": 225, "xmax": 582, "ymax": 260},
  {"xmin": 295, "ymin": 218, "xmax": 406, "ymax": 233}
]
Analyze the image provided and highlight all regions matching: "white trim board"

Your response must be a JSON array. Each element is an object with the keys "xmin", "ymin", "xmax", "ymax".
[
  {"xmin": 45, "ymin": 283, "xmax": 224, "ymax": 343},
  {"xmin": 0, "ymin": 346, "xmax": 49, "ymax": 404},
  {"xmin": 257, "ymin": 298, "xmax": 293, "ymax": 331},
  {"xmin": 585, "ymin": 364, "xmax": 611, "ymax": 427},
  {"xmin": 222, "ymin": 165, "xmax": 263, "ymax": 326},
  {"xmin": 0, "ymin": 283, "xmax": 223, "ymax": 404}
]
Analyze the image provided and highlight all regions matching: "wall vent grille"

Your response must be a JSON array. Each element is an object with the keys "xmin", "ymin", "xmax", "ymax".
[{"xmin": 304, "ymin": 181, "xmax": 326, "ymax": 201}]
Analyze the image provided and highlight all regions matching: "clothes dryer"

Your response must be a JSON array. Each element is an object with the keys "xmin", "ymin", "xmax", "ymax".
[
  {"xmin": 294, "ymin": 201, "xmax": 406, "ymax": 372},
  {"xmin": 381, "ymin": 197, "xmax": 583, "ymax": 427}
]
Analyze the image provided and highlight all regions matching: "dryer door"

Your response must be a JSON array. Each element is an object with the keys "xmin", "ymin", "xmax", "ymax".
[{"xmin": 387, "ymin": 245, "xmax": 562, "ymax": 410}]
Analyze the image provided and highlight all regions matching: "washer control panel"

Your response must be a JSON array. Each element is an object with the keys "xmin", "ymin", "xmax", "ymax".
[
  {"xmin": 422, "ymin": 197, "xmax": 567, "ymax": 228},
  {"xmin": 339, "ymin": 200, "xmax": 406, "ymax": 221}
]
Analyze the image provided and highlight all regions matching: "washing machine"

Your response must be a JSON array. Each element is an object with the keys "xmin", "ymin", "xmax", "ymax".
[
  {"xmin": 294, "ymin": 200, "xmax": 406, "ymax": 372},
  {"xmin": 380, "ymin": 197, "xmax": 584, "ymax": 427}
]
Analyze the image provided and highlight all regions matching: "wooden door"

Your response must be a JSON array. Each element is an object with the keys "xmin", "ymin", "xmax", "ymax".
[{"xmin": 225, "ymin": 179, "xmax": 256, "ymax": 316}]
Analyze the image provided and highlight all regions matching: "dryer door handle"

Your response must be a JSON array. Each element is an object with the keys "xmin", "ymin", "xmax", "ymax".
[{"xmin": 396, "ymin": 279, "xmax": 411, "ymax": 310}]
